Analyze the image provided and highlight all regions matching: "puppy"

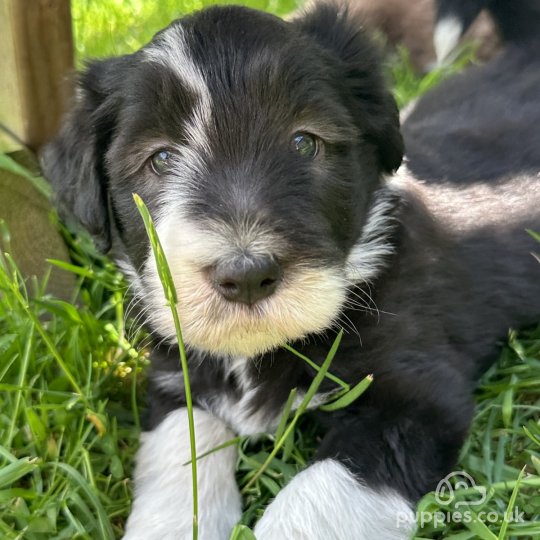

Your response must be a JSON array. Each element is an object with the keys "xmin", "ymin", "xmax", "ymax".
[{"xmin": 43, "ymin": 1, "xmax": 540, "ymax": 539}]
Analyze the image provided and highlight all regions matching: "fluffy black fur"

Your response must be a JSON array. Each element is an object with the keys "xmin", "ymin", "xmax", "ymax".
[
  {"xmin": 44, "ymin": 5, "xmax": 401, "ymax": 261},
  {"xmin": 43, "ymin": 0, "xmax": 540, "ymax": 535},
  {"xmin": 408, "ymin": 0, "xmax": 540, "ymax": 183},
  {"xmin": 436, "ymin": 0, "xmax": 540, "ymax": 43}
]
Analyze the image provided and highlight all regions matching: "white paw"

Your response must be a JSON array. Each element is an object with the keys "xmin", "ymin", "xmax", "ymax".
[
  {"xmin": 254, "ymin": 459, "xmax": 416, "ymax": 540},
  {"xmin": 123, "ymin": 408, "xmax": 241, "ymax": 540}
]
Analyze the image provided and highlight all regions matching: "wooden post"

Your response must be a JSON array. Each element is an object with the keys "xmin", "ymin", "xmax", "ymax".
[{"xmin": 0, "ymin": 0, "xmax": 74, "ymax": 152}]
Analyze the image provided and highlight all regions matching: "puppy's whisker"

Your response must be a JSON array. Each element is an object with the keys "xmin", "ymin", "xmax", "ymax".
[
  {"xmin": 344, "ymin": 281, "xmax": 382, "ymax": 316},
  {"xmin": 127, "ymin": 301, "xmax": 152, "ymax": 332},
  {"xmin": 336, "ymin": 313, "xmax": 362, "ymax": 342}
]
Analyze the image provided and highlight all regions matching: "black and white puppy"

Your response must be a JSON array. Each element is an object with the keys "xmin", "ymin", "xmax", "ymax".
[{"xmin": 43, "ymin": 1, "xmax": 540, "ymax": 539}]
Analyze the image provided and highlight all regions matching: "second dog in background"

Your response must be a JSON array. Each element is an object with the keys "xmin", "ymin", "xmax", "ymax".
[{"xmin": 347, "ymin": 0, "xmax": 500, "ymax": 71}]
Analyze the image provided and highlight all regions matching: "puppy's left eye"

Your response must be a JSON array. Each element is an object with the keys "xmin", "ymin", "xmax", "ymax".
[
  {"xmin": 292, "ymin": 133, "xmax": 321, "ymax": 158},
  {"xmin": 150, "ymin": 150, "xmax": 173, "ymax": 175}
]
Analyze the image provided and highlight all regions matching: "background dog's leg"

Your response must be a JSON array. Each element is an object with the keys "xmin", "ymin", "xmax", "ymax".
[{"xmin": 123, "ymin": 407, "xmax": 241, "ymax": 540}]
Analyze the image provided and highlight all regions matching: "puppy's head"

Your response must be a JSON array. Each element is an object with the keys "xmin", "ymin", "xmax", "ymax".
[{"xmin": 43, "ymin": 3, "xmax": 403, "ymax": 357}]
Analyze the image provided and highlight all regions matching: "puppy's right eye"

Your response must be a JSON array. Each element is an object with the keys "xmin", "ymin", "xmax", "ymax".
[
  {"xmin": 291, "ymin": 133, "xmax": 321, "ymax": 158},
  {"xmin": 150, "ymin": 150, "xmax": 172, "ymax": 175}
]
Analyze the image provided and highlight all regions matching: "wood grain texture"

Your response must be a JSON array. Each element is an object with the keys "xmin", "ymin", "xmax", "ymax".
[{"xmin": 0, "ymin": 0, "xmax": 74, "ymax": 152}]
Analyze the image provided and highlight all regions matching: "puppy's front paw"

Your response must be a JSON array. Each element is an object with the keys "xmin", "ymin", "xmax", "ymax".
[
  {"xmin": 123, "ymin": 408, "xmax": 241, "ymax": 540},
  {"xmin": 254, "ymin": 459, "xmax": 415, "ymax": 540}
]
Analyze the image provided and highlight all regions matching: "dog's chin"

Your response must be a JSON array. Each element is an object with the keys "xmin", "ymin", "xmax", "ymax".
[{"xmin": 143, "ymin": 266, "xmax": 347, "ymax": 358}]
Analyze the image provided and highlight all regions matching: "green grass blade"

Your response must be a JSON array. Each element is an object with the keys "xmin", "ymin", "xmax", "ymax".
[
  {"xmin": 462, "ymin": 508, "xmax": 498, "ymax": 540},
  {"xmin": 47, "ymin": 258, "xmax": 97, "ymax": 279},
  {"xmin": 242, "ymin": 330, "xmax": 344, "ymax": 493},
  {"xmin": 183, "ymin": 437, "xmax": 243, "ymax": 466},
  {"xmin": 5, "ymin": 323, "xmax": 34, "ymax": 448},
  {"xmin": 55, "ymin": 462, "xmax": 115, "ymax": 540},
  {"xmin": 526, "ymin": 229, "xmax": 540, "ymax": 243},
  {"xmin": 3, "ymin": 253, "xmax": 85, "ymax": 399},
  {"xmin": 229, "ymin": 523, "xmax": 257, "ymax": 540},
  {"xmin": 133, "ymin": 194, "xmax": 177, "ymax": 304},
  {"xmin": 319, "ymin": 373, "xmax": 373, "ymax": 412},
  {"xmin": 501, "ymin": 374, "xmax": 516, "ymax": 428},
  {"xmin": 0, "ymin": 154, "xmax": 51, "ymax": 198},
  {"xmin": 0, "ymin": 457, "xmax": 39, "ymax": 489},
  {"xmin": 283, "ymin": 343, "xmax": 349, "ymax": 390},
  {"xmin": 274, "ymin": 387, "xmax": 297, "ymax": 442},
  {"xmin": 498, "ymin": 467, "xmax": 525, "ymax": 540},
  {"xmin": 133, "ymin": 193, "xmax": 198, "ymax": 540}
]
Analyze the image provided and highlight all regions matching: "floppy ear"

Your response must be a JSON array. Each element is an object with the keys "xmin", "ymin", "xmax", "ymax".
[
  {"xmin": 41, "ymin": 57, "xmax": 128, "ymax": 252},
  {"xmin": 294, "ymin": 2, "xmax": 404, "ymax": 173}
]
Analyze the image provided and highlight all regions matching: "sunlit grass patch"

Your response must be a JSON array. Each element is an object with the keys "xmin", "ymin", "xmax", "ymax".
[
  {"xmin": 0, "ymin": 228, "xmax": 148, "ymax": 538},
  {"xmin": 72, "ymin": 0, "xmax": 305, "ymax": 61}
]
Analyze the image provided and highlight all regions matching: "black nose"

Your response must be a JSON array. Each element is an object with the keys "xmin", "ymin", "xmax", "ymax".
[{"xmin": 210, "ymin": 255, "xmax": 281, "ymax": 305}]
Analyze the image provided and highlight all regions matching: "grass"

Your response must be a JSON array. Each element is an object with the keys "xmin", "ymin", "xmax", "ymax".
[
  {"xmin": 133, "ymin": 194, "xmax": 199, "ymax": 538},
  {"xmin": 0, "ymin": 0, "xmax": 539, "ymax": 538},
  {"xmin": 72, "ymin": 0, "xmax": 303, "ymax": 61}
]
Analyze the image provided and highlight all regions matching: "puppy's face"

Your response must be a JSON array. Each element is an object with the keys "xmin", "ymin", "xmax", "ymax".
[{"xmin": 44, "ymin": 5, "xmax": 403, "ymax": 357}]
